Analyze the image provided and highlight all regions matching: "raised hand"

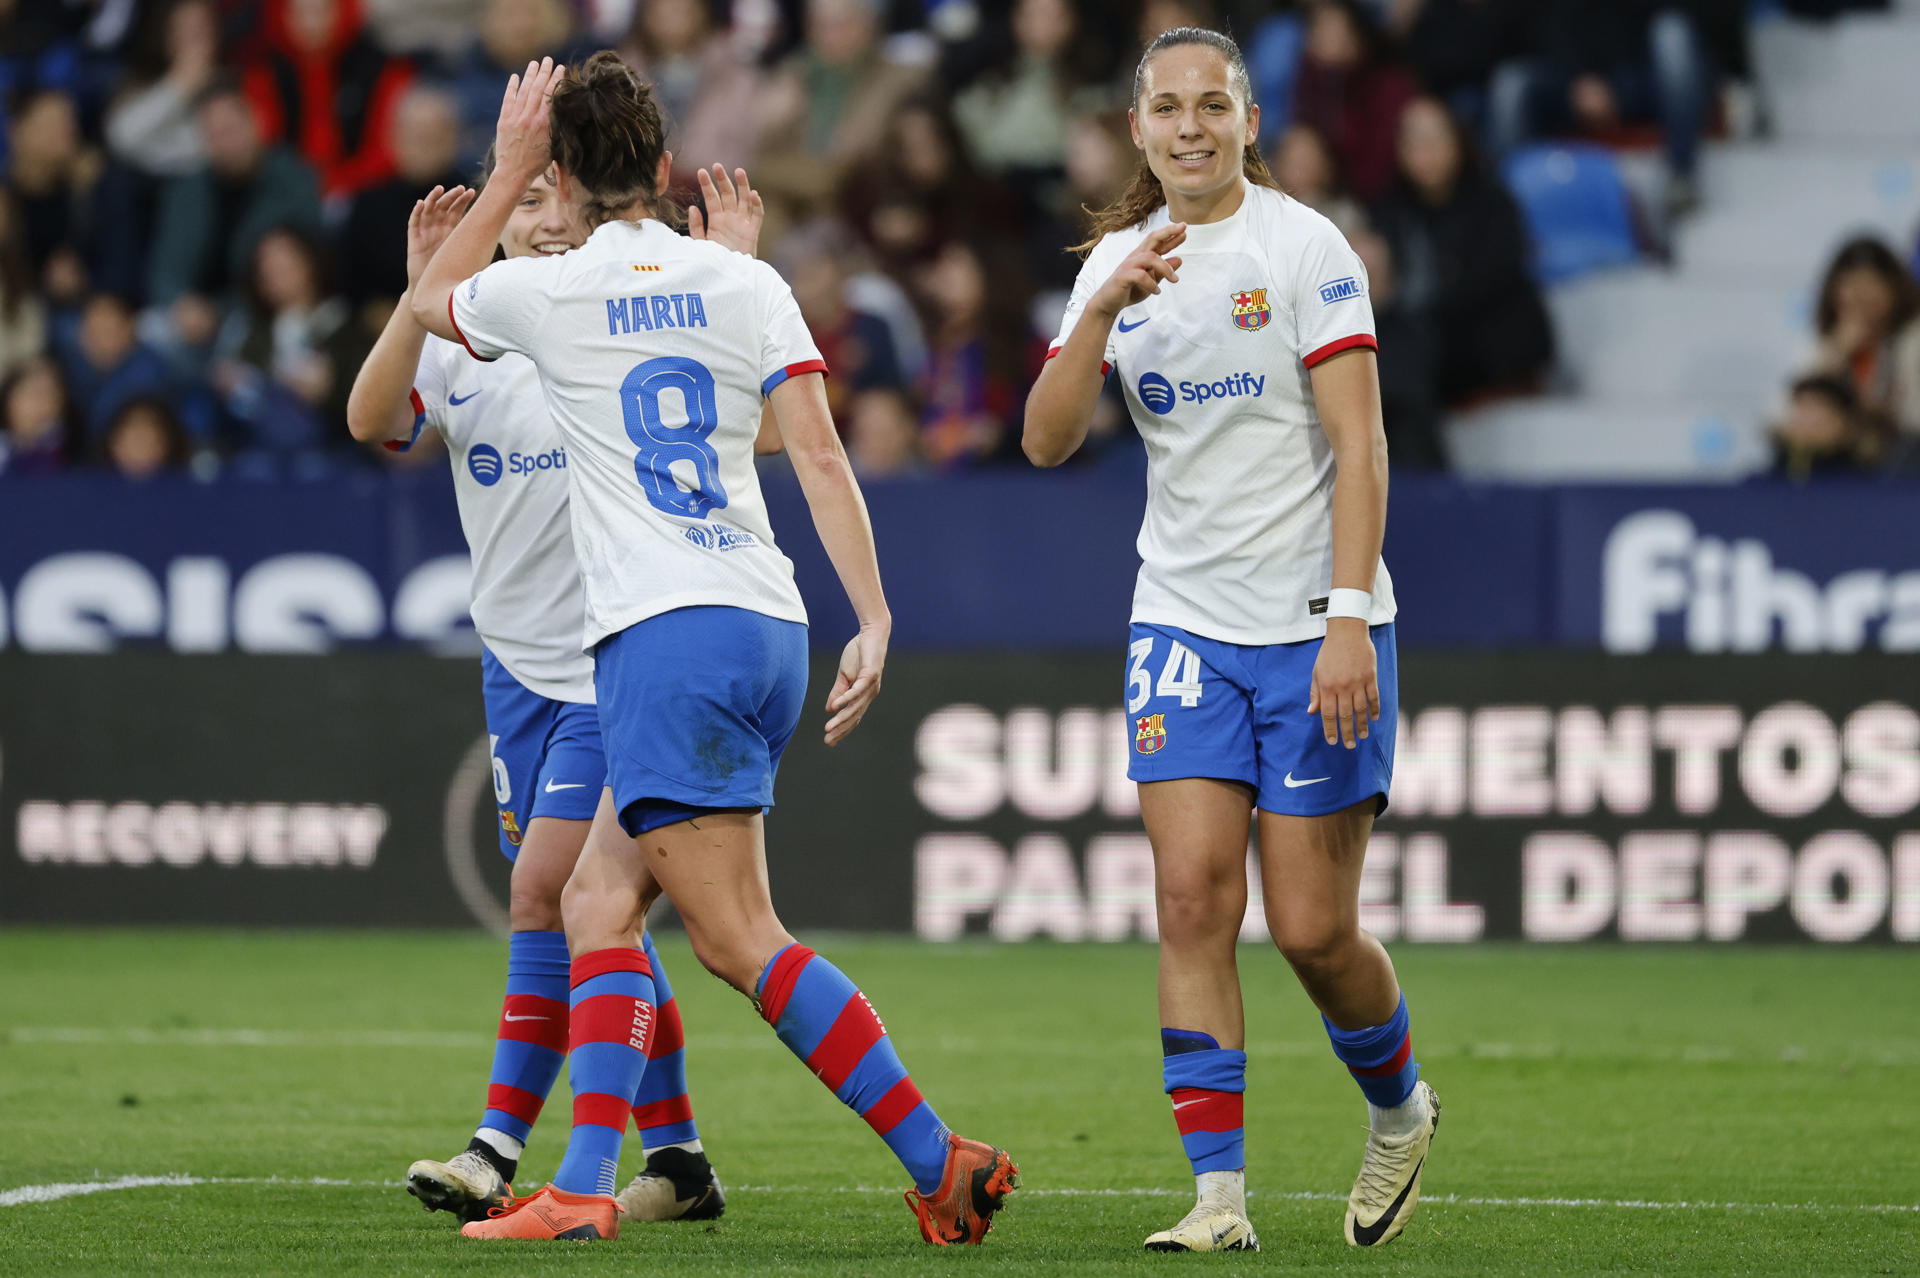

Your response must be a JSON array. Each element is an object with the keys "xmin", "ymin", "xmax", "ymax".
[
  {"xmin": 494, "ymin": 57, "xmax": 564, "ymax": 186},
  {"xmin": 689, "ymin": 164, "xmax": 765, "ymax": 257},
  {"xmin": 1093, "ymin": 222, "xmax": 1187, "ymax": 315},
  {"xmin": 405, "ymin": 185, "xmax": 476, "ymax": 290}
]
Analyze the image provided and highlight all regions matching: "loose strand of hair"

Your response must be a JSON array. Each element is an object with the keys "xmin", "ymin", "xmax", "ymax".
[{"xmin": 1072, "ymin": 143, "xmax": 1282, "ymax": 256}]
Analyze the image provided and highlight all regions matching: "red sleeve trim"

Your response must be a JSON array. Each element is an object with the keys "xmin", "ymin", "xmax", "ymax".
[
  {"xmin": 382, "ymin": 388, "xmax": 428, "ymax": 452},
  {"xmin": 1044, "ymin": 345, "xmax": 1110, "ymax": 376},
  {"xmin": 761, "ymin": 358, "xmax": 829, "ymax": 396},
  {"xmin": 1302, "ymin": 333, "xmax": 1378, "ymax": 368},
  {"xmin": 448, "ymin": 293, "xmax": 495, "ymax": 362}
]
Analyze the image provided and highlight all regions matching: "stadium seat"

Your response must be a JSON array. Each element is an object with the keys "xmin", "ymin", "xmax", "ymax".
[{"xmin": 1503, "ymin": 145, "xmax": 1642, "ymax": 286}]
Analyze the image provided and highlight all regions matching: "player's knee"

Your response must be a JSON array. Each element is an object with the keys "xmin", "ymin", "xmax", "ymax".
[
  {"xmin": 1156, "ymin": 874, "xmax": 1244, "ymax": 947},
  {"xmin": 560, "ymin": 874, "xmax": 631, "ymax": 952},
  {"xmin": 507, "ymin": 857, "xmax": 568, "ymax": 932},
  {"xmin": 507, "ymin": 884, "xmax": 563, "ymax": 932},
  {"xmin": 1273, "ymin": 915, "xmax": 1357, "ymax": 977}
]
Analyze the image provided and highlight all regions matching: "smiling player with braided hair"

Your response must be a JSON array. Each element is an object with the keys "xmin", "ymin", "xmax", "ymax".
[{"xmin": 1024, "ymin": 25, "xmax": 1439, "ymax": 1255}]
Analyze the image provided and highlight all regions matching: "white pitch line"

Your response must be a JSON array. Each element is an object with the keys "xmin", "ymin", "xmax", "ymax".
[
  {"xmin": 8, "ymin": 1026, "xmax": 1917, "ymax": 1067},
  {"xmin": 3, "ymin": 1176, "xmax": 1913, "ymax": 1216},
  {"xmin": 0, "ymin": 1176, "xmax": 397, "ymax": 1208}
]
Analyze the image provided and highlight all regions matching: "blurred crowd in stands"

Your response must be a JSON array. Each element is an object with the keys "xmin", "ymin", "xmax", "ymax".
[{"xmin": 0, "ymin": 0, "xmax": 1909, "ymax": 483}]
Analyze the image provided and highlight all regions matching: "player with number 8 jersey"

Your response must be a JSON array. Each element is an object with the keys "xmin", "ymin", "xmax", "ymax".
[
  {"xmin": 410, "ymin": 52, "xmax": 1017, "ymax": 1246},
  {"xmin": 444, "ymin": 194, "xmax": 814, "ymax": 642},
  {"xmin": 347, "ymin": 148, "xmax": 772, "ymax": 1227}
]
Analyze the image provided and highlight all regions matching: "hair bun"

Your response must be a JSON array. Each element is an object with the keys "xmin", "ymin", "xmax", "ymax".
[{"xmin": 548, "ymin": 50, "xmax": 679, "ymax": 227}]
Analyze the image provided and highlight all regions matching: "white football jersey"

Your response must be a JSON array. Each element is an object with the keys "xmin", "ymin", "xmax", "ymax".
[
  {"xmin": 409, "ymin": 335, "xmax": 593, "ymax": 702},
  {"xmin": 450, "ymin": 219, "xmax": 818, "ymax": 649},
  {"xmin": 1051, "ymin": 180, "xmax": 1397, "ymax": 646}
]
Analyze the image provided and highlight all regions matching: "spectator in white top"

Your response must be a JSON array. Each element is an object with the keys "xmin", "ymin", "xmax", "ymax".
[{"xmin": 104, "ymin": 0, "xmax": 220, "ymax": 178}]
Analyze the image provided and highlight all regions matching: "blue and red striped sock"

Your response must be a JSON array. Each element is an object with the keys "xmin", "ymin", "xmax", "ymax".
[
  {"xmin": 756, "ymin": 944, "xmax": 951, "ymax": 1194},
  {"xmin": 475, "ymin": 930, "xmax": 570, "ymax": 1163},
  {"xmin": 1161, "ymin": 1028, "xmax": 1247, "ymax": 1174},
  {"xmin": 551, "ymin": 948, "xmax": 656, "ymax": 1197},
  {"xmin": 631, "ymin": 930, "xmax": 700, "ymax": 1149},
  {"xmin": 1324, "ymin": 994, "xmax": 1419, "ymax": 1107}
]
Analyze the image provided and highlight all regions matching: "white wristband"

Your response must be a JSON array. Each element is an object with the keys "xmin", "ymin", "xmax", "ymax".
[{"xmin": 1325, "ymin": 588, "xmax": 1372, "ymax": 621}]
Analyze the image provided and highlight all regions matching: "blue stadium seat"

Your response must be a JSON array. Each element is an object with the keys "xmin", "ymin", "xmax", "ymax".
[{"xmin": 1503, "ymin": 144, "xmax": 1641, "ymax": 286}]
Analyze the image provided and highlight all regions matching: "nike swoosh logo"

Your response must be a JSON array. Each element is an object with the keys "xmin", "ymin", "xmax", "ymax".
[
  {"xmin": 545, "ymin": 779, "xmax": 586, "ymax": 792},
  {"xmin": 1117, "ymin": 315, "xmax": 1150, "ymax": 332},
  {"xmin": 503, "ymin": 1013, "xmax": 547, "ymax": 1022},
  {"xmin": 448, "ymin": 390, "xmax": 482, "ymax": 406},
  {"xmin": 1349, "ymin": 1154, "xmax": 1423, "ymax": 1246},
  {"xmin": 1283, "ymin": 772, "xmax": 1331, "ymax": 788},
  {"xmin": 1170, "ymin": 1098, "xmax": 1206, "ymax": 1110}
]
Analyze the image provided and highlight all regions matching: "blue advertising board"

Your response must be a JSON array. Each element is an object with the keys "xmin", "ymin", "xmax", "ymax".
[{"xmin": 2, "ymin": 470, "xmax": 1915, "ymax": 652}]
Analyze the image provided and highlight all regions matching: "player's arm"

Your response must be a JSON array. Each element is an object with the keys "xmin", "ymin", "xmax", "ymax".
[
  {"xmin": 411, "ymin": 58, "xmax": 561, "ymax": 341},
  {"xmin": 768, "ymin": 371, "xmax": 888, "ymax": 747},
  {"xmin": 1307, "ymin": 348, "xmax": 1389, "ymax": 751},
  {"xmin": 754, "ymin": 399, "xmax": 784, "ymax": 454},
  {"xmin": 1022, "ymin": 223, "xmax": 1186, "ymax": 467},
  {"xmin": 347, "ymin": 185, "xmax": 474, "ymax": 443}
]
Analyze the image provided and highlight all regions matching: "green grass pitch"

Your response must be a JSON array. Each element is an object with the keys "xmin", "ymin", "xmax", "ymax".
[{"xmin": 1, "ymin": 930, "xmax": 1915, "ymax": 1276}]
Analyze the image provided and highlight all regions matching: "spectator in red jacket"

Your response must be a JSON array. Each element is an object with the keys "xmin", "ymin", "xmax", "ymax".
[{"xmin": 241, "ymin": 0, "xmax": 415, "ymax": 199}]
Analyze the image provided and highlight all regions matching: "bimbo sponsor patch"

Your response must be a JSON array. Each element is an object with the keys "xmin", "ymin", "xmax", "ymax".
[{"xmin": 1318, "ymin": 276, "xmax": 1365, "ymax": 304}]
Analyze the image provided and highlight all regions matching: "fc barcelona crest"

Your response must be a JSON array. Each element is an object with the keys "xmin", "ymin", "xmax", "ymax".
[
  {"xmin": 1136, "ymin": 713, "xmax": 1167, "ymax": 755},
  {"xmin": 499, "ymin": 809, "xmax": 524, "ymax": 847},
  {"xmin": 1231, "ymin": 288, "xmax": 1271, "ymax": 331}
]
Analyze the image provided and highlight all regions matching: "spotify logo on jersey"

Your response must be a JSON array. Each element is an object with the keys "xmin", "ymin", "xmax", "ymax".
[
  {"xmin": 1138, "ymin": 372, "xmax": 1176, "ymax": 414},
  {"xmin": 468, "ymin": 444, "xmax": 504, "ymax": 486}
]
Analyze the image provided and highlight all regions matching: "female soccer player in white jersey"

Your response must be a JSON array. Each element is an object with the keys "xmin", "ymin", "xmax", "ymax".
[
  {"xmin": 1024, "ymin": 26, "xmax": 1438, "ymax": 1255},
  {"xmin": 407, "ymin": 54, "xmax": 1018, "ymax": 1245},
  {"xmin": 345, "ymin": 156, "xmax": 765, "ymax": 1227}
]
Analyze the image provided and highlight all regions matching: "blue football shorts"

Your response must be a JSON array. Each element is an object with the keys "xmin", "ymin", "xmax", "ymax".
[
  {"xmin": 479, "ymin": 647, "xmax": 606, "ymax": 860},
  {"xmin": 1123, "ymin": 621, "xmax": 1398, "ymax": 816},
  {"xmin": 593, "ymin": 605, "xmax": 810, "ymax": 838}
]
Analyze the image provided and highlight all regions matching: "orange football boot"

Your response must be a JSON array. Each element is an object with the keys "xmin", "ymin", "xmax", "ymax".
[
  {"xmin": 903, "ymin": 1134, "xmax": 1019, "ymax": 1245},
  {"xmin": 459, "ymin": 1184, "xmax": 619, "ymax": 1241}
]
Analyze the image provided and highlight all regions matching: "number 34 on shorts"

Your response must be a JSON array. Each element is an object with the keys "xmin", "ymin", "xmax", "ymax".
[
  {"xmin": 1121, "ymin": 620, "xmax": 1399, "ymax": 815},
  {"xmin": 1125, "ymin": 628, "xmax": 1213, "ymax": 765}
]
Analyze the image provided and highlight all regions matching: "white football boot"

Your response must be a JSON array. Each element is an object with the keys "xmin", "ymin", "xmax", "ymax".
[
  {"xmin": 407, "ymin": 1148, "xmax": 510, "ymax": 1223},
  {"xmin": 1144, "ymin": 1172, "xmax": 1260, "ymax": 1252},
  {"xmin": 1343, "ymin": 1080, "xmax": 1440, "ymax": 1246},
  {"xmin": 615, "ymin": 1146, "xmax": 726, "ymax": 1222}
]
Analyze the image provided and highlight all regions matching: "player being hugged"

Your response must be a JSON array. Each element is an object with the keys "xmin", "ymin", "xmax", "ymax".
[
  {"xmin": 346, "ymin": 151, "xmax": 765, "ymax": 1225},
  {"xmin": 1024, "ymin": 26, "xmax": 1436, "ymax": 1254},
  {"xmin": 409, "ymin": 54, "xmax": 1018, "ymax": 1245}
]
